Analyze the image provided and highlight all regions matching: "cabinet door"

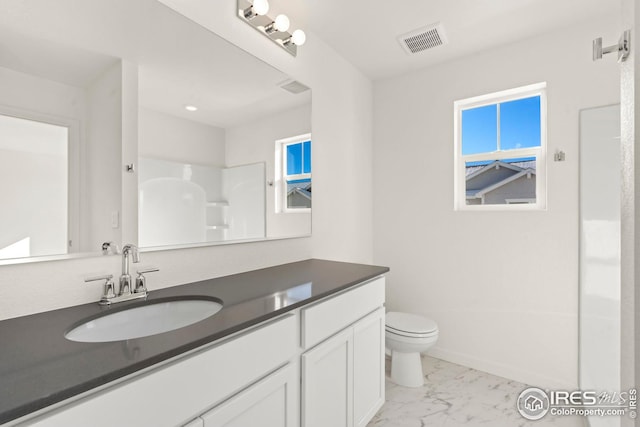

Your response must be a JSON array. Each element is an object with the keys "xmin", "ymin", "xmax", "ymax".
[
  {"xmin": 201, "ymin": 364, "xmax": 296, "ymax": 427},
  {"xmin": 353, "ymin": 308, "xmax": 385, "ymax": 427},
  {"xmin": 301, "ymin": 328, "xmax": 353, "ymax": 427}
]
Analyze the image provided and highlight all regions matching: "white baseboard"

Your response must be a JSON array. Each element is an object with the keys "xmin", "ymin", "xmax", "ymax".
[{"xmin": 427, "ymin": 347, "xmax": 576, "ymax": 390}]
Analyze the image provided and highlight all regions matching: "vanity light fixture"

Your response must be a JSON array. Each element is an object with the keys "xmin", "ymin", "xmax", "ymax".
[
  {"xmin": 184, "ymin": 105, "xmax": 198, "ymax": 112},
  {"xmin": 265, "ymin": 14, "xmax": 290, "ymax": 34},
  {"xmin": 284, "ymin": 29, "xmax": 306, "ymax": 47},
  {"xmin": 243, "ymin": 0, "xmax": 269, "ymax": 19},
  {"xmin": 237, "ymin": 0, "xmax": 306, "ymax": 57}
]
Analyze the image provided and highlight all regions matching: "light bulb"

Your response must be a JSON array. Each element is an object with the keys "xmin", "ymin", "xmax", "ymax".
[
  {"xmin": 291, "ymin": 29, "xmax": 306, "ymax": 46},
  {"xmin": 252, "ymin": 0, "xmax": 269, "ymax": 16},
  {"xmin": 273, "ymin": 14, "xmax": 290, "ymax": 32},
  {"xmin": 184, "ymin": 105, "xmax": 198, "ymax": 112}
]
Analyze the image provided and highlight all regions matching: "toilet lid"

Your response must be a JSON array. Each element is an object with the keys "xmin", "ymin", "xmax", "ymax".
[{"xmin": 386, "ymin": 312, "xmax": 438, "ymax": 335}]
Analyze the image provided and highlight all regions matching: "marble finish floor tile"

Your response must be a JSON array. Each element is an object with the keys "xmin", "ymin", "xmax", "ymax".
[{"xmin": 367, "ymin": 356, "xmax": 584, "ymax": 427}]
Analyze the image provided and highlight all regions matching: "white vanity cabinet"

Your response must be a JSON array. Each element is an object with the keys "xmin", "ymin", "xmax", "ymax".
[
  {"xmin": 19, "ymin": 315, "xmax": 297, "ymax": 427},
  {"xmin": 300, "ymin": 278, "xmax": 385, "ymax": 427},
  {"xmin": 13, "ymin": 276, "xmax": 385, "ymax": 427}
]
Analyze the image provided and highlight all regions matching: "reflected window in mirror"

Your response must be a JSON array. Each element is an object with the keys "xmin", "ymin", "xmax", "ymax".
[
  {"xmin": 276, "ymin": 133, "xmax": 311, "ymax": 212},
  {"xmin": 0, "ymin": 113, "xmax": 70, "ymax": 260}
]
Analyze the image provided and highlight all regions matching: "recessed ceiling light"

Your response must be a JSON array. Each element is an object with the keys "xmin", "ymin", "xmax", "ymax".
[{"xmin": 185, "ymin": 105, "xmax": 198, "ymax": 112}]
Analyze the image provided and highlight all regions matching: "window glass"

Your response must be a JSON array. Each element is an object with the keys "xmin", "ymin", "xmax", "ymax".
[
  {"xmin": 461, "ymin": 104, "xmax": 497, "ymax": 155},
  {"xmin": 303, "ymin": 140, "xmax": 311, "ymax": 173},
  {"xmin": 465, "ymin": 157, "xmax": 537, "ymax": 205},
  {"xmin": 286, "ymin": 143, "xmax": 303, "ymax": 175},
  {"xmin": 500, "ymin": 96, "xmax": 541, "ymax": 150}
]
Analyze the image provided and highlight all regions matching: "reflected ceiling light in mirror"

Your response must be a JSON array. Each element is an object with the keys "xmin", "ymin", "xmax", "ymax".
[
  {"xmin": 237, "ymin": 0, "xmax": 305, "ymax": 57},
  {"xmin": 184, "ymin": 105, "xmax": 198, "ymax": 112}
]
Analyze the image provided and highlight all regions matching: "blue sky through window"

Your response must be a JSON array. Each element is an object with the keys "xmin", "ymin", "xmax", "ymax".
[
  {"xmin": 461, "ymin": 105, "xmax": 497, "ymax": 155},
  {"xmin": 461, "ymin": 96, "xmax": 540, "ymax": 155},
  {"xmin": 286, "ymin": 140, "xmax": 311, "ymax": 176},
  {"xmin": 500, "ymin": 97, "xmax": 540, "ymax": 150}
]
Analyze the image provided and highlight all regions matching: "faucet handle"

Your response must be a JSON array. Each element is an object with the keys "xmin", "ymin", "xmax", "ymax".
[
  {"xmin": 101, "ymin": 242, "xmax": 120, "ymax": 255},
  {"xmin": 135, "ymin": 267, "xmax": 159, "ymax": 294},
  {"xmin": 85, "ymin": 274, "xmax": 116, "ymax": 305}
]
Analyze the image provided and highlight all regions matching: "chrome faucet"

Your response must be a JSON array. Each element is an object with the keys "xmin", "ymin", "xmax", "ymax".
[
  {"xmin": 85, "ymin": 244, "xmax": 159, "ymax": 305},
  {"xmin": 119, "ymin": 244, "xmax": 140, "ymax": 296}
]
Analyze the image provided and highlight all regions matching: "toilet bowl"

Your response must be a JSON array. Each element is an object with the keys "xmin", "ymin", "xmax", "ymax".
[{"xmin": 385, "ymin": 311, "xmax": 439, "ymax": 387}]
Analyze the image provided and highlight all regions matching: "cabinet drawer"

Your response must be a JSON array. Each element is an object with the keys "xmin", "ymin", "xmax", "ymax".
[
  {"xmin": 301, "ymin": 277, "xmax": 385, "ymax": 349},
  {"xmin": 22, "ymin": 314, "xmax": 297, "ymax": 427}
]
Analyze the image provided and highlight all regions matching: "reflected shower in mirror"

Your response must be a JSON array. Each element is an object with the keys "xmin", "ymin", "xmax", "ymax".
[
  {"xmin": 0, "ymin": 0, "xmax": 311, "ymax": 262},
  {"xmin": 137, "ymin": 1, "xmax": 311, "ymax": 249}
]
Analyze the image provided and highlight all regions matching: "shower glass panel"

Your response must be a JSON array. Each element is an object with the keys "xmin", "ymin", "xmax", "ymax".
[{"xmin": 579, "ymin": 104, "xmax": 620, "ymax": 427}]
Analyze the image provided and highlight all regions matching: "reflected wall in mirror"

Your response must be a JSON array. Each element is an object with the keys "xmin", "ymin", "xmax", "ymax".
[
  {"xmin": 0, "ymin": 12, "xmax": 126, "ymax": 262},
  {"xmin": 0, "ymin": 0, "xmax": 311, "ymax": 263}
]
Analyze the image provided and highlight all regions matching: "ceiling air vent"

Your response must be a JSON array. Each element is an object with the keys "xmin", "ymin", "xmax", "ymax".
[
  {"xmin": 398, "ymin": 23, "xmax": 448, "ymax": 54},
  {"xmin": 279, "ymin": 79, "xmax": 310, "ymax": 94}
]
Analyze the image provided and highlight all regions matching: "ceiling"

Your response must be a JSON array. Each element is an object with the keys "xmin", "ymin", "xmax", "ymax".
[
  {"xmin": 0, "ymin": 0, "xmax": 620, "ymax": 121},
  {"xmin": 0, "ymin": 0, "xmax": 310, "ymax": 128},
  {"xmin": 274, "ymin": 0, "xmax": 621, "ymax": 80}
]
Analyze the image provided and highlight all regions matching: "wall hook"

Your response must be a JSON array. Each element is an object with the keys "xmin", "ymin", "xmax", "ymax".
[{"xmin": 593, "ymin": 30, "xmax": 631, "ymax": 63}]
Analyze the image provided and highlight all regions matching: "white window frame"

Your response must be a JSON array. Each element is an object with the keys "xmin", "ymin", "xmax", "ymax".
[
  {"xmin": 454, "ymin": 82, "xmax": 547, "ymax": 211},
  {"xmin": 274, "ymin": 133, "xmax": 311, "ymax": 213},
  {"xmin": 506, "ymin": 198, "xmax": 536, "ymax": 204}
]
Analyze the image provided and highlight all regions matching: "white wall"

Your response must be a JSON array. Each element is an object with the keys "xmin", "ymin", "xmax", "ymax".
[
  {"xmin": 225, "ymin": 104, "xmax": 312, "ymax": 238},
  {"xmin": 0, "ymin": 0, "xmax": 373, "ymax": 320},
  {"xmin": 224, "ymin": 163, "xmax": 266, "ymax": 240},
  {"xmin": 0, "ymin": 66, "xmax": 87, "ymax": 119},
  {"xmin": 139, "ymin": 108, "xmax": 226, "ymax": 166},
  {"xmin": 85, "ymin": 62, "xmax": 127, "ymax": 252},
  {"xmin": 373, "ymin": 17, "xmax": 619, "ymax": 388}
]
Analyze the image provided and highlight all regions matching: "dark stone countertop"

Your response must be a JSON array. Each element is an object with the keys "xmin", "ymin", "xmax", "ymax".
[{"xmin": 0, "ymin": 259, "xmax": 388, "ymax": 425}]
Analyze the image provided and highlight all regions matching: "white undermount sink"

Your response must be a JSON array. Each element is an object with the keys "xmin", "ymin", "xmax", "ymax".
[{"xmin": 65, "ymin": 298, "xmax": 223, "ymax": 343}]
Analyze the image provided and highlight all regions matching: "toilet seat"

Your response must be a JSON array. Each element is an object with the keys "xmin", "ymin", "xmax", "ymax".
[
  {"xmin": 385, "ymin": 311, "xmax": 439, "ymax": 387},
  {"xmin": 386, "ymin": 312, "xmax": 438, "ymax": 337},
  {"xmin": 386, "ymin": 328, "xmax": 438, "ymax": 339}
]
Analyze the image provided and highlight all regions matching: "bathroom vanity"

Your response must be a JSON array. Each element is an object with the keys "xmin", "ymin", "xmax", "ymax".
[{"xmin": 0, "ymin": 259, "xmax": 388, "ymax": 427}]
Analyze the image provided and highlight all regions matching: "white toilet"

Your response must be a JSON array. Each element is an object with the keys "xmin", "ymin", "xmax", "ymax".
[{"xmin": 385, "ymin": 311, "xmax": 439, "ymax": 387}]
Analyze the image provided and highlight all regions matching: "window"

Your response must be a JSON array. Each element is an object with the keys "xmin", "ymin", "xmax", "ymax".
[
  {"xmin": 454, "ymin": 83, "xmax": 546, "ymax": 210},
  {"xmin": 275, "ymin": 133, "xmax": 311, "ymax": 212}
]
